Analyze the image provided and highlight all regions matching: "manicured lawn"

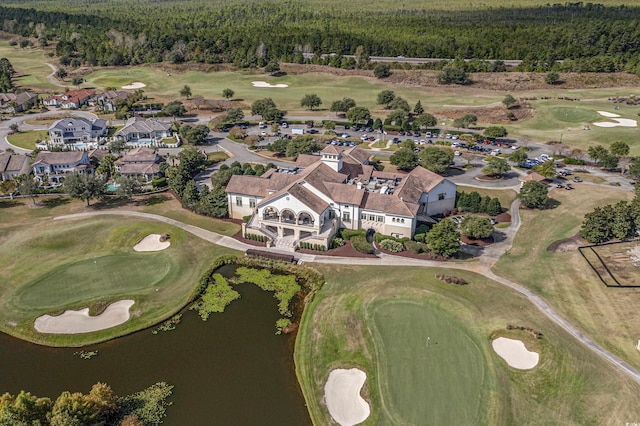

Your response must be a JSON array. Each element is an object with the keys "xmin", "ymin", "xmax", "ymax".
[
  {"xmin": 0, "ymin": 43, "xmax": 56, "ymax": 90},
  {"xmin": 0, "ymin": 198, "xmax": 240, "ymax": 346},
  {"xmin": 492, "ymin": 184, "xmax": 640, "ymax": 371},
  {"xmin": 6, "ymin": 130, "xmax": 48, "ymax": 150},
  {"xmin": 296, "ymin": 264, "xmax": 640, "ymax": 425},
  {"xmin": 370, "ymin": 299, "xmax": 487, "ymax": 425}
]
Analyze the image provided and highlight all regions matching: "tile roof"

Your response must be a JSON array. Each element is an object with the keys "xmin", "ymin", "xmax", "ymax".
[
  {"xmin": 343, "ymin": 146, "xmax": 370, "ymax": 164},
  {"xmin": 286, "ymin": 182, "xmax": 329, "ymax": 214},
  {"xmin": 118, "ymin": 163, "xmax": 161, "ymax": 175},
  {"xmin": 362, "ymin": 192, "xmax": 419, "ymax": 216},
  {"xmin": 33, "ymin": 151, "xmax": 86, "ymax": 165},
  {"xmin": 226, "ymin": 175, "xmax": 272, "ymax": 197},
  {"xmin": 295, "ymin": 153, "xmax": 320, "ymax": 168},
  {"xmin": 394, "ymin": 166, "xmax": 444, "ymax": 204},
  {"xmin": 115, "ymin": 118, "xmax": 172, "ymax": 136},
  {"xmin": 116, "ymin": 147, "xmax": 159, "ymax": 164},
  {"xmin": 0, "ymin": 153, "xmax": 29, "ymax": 172},
  {"xmin": 324, "ymin": 181, "xmax": 366, "ymax": 205}
]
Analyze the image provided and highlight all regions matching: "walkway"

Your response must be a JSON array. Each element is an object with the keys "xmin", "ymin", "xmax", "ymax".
[{"xmin": 52, "ymin": 207, "xmax": 640, "ymax": 385}]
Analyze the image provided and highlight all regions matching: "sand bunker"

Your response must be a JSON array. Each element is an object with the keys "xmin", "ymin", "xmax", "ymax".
[
  {"xmin": 252, "ymin": 81, "xmax": 289, "ymax": 88},
  {"xmin": 324, "ymin": 368, "xmax": 370, "ymax": 426},
  {"xmin": 122, "ymin": 82, "xmax": 146, "ymax": 90},
  {"xmin": 492, "ymin": 337, "xmax": 539, "ymax": 370},
  {"xmin": 34, "ymin": 300, "xmax": 135, "ymax": 334},
  {"xmin": 594, "ymin": 111, "xmax": 637, "ymax": 127},
  {"xmin": 133, "ymin": 234, "xmax": 170, "ymax": 252}
]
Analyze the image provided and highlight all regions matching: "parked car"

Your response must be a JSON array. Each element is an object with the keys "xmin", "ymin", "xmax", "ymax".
[
  {"xmin": 341, "ymin": 133, "xmax": 350, "ymax": 138},
  {"xmin": 565, "ymin": 183, "xmax": 573, "ymax": 190},
  {"xmin": 281, "ymin": 122, "xmax": 288, "ymax": 128},
  {"xmin": 454, "ymin": 150, "xmax": 461, "ymax": 156},
  {"xmin": 572, "ymin": 176, "xmax": 582, "ymax": 182}
]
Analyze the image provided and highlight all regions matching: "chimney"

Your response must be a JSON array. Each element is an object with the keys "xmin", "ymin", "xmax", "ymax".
[{"xmin": 356, "ymin": 182, "xmax": 363, "ymax": 190}]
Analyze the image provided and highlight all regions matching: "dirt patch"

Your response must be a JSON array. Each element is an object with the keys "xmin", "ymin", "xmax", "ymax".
[
  {"xmin": 547, "ymin": 234, "xmax": 587, "ymax": 253},
  {"xmin": 297, "ymin": 240, "xmax": 378, "ymax": 258},
  {"xmin": 461, "ymin": 235, "xmax": 495, "ymax": 247},
  {"xmin": 435, "ymin": 102, "xmax": 534, "ymax": 123}
]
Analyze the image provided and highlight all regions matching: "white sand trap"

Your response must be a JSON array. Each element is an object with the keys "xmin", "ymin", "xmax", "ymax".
[
  {"xmin": 593, "ymin": 111, "xmax": 637, "ymax": 127},
  {"xmin": 597, "ymin": 111, "xmax": 620, "ymax": 118},
  {"xmin": 324, "ymin": 368, "xmax": 370, "ymax": 426},
  {"xmin": 122, "ymin": 82, "xmax": 146, "ymax": 89},
  {"xmin": 133, "ymin": 234, "xmax": 170, "ymax": 252},
  {"xmin": 593, "ymin": 118, "xmax": 637, "ymax": 127},
  {"xmin": 252, "ymin": 81, "xmax": 289, "ymax": 88},
  {"xmin": 34, "ymin": 300, "xmax": 135, "ymax": 334},
  {"xmin": 492, "ymin": 337, "xmax": 539, "ymax": 370}
]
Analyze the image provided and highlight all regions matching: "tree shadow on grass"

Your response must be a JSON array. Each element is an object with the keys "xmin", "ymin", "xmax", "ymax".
[
  {"xmin": 40, "ymin": 197, "xmax": 70, "ymax": 209},
  {"xmin": 0, "ymin": 199, "xmax": 22, "ymax": 209},
  {"xmin": 545, "ymin": 198, "xmax": 561, "ymax": 209},
  {"xmin": 140, "ymin": 194, "xmax": 169, "ymax": 206}
]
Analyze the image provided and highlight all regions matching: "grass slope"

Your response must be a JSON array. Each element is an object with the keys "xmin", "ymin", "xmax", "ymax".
[
  {"xmin": 493, "ymin": 183, "xmax": 640, "ymax": 371},
  {"xmin": 369, "ymin": 299, "xmax": 487, "ymax": 425},
  {"xmin": 296, "ymin": 264, "xmax": 640, "ymax": 425},
  {"xmin": 6, "ymin": 130, "xmax": 48, "ymax": 150},
  {"xmin": 0, "ymin": 196, "xmax": 240, "ymax": 346}
]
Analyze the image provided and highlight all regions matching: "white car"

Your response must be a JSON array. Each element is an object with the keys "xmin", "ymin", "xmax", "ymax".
[
  {"xmin": 454, "ymin": 150, "xmax": 461, "ymax": 156},
  {"xmin": 261, "ymin": 131, "xmax": 267, "ymax": 136},
  {"xmin": 341, "ymin": 133, "xmax": 350, "ymax": 138}
]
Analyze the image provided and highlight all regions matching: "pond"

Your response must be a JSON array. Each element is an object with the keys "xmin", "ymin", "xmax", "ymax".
[{"xmin": 0, "ymin": 265, "xmax": 310, "ymax": 425}]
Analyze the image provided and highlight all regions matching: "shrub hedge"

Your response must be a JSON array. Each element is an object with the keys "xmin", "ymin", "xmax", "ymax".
[{"xmin": 351, "ymin": 235, "xmax": 374, "ymax": 254}]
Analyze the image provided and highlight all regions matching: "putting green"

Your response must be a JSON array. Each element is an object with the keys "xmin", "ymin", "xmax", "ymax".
[
  {"xmin": 14, "ymin": 253, "xmax": 173, "ymax": 310},
  {"xmin": 369, "ymin": 299, "xmax": 487, "ymax": 424},
  {"xmin": 547, "ymin": 107, "xmax": 599, "ymax": 123}
]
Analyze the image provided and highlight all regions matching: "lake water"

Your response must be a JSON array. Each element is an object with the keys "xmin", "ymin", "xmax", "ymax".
[{"xmin": 0, "ymin": 265, "xmax": 310, "ymax": 425}]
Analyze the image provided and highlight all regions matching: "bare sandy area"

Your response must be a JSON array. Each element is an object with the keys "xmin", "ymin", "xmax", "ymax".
[
  {"xmin": 34, "ymin": 300, "xmax": 135, "ymax": 334},
  {"xmin": 324, "ymin": 368, "xmax": 370, "ymax": 426},
  {"xmin": 492, "ymin": 337, "xmax": 539, "ymax": 369},
  {"xmin": 133, "ymin": 234, "xmax": 170, "ymax": 252},
  {"xmin": 252, "ymin": 81, "xmax": 289, "ymax": 88},
  {"xmin": 594, "ymin": 110, "xmax": 637, "ymax": 127},
  {"xmin": 122, "ymin": 82, "xmax": 147, "ymax": 89}
]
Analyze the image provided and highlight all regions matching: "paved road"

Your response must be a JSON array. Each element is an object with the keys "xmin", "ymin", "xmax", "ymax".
[{"xmin": 53, "ymin": 207, "xmax": 640, "ymax": 385}]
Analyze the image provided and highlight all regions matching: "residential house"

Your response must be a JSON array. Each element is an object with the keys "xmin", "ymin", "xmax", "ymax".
[
  {"xmin": 93, "ymin": 90, "xmax": 130, "ymax": 112},
  {"xmin": 226, "ymin": 145, "xmax": 456, "ymax": 249},
  {"xmin": 114, "ymin": 117, "xmax": 173, "ymax": 146},
  {"xmin": 48, "ymin": 117, "xmax": 108, "ymax": 146},
  {"xmin": 32, "ymin": 151, "xmax": 93, "ymax": 184},
  {"xmin": 0, "ymin": 91, "xmax": 38, "ymax": 113},
  {"xmin": 44, "ymin": 89, "xmax": 95, "ymax": 109},
  {"xmin": 114, "ymin": 147, "xmax": 164, "ymax": 182},
  {"xmin": 0, "ymin": 152, "xmax": 30, "ymax": 181}
]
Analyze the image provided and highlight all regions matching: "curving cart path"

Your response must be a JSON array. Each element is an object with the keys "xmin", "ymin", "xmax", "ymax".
[{"xmin": 53, "ymin": 204, "xmax": 640, "ymax": 385}]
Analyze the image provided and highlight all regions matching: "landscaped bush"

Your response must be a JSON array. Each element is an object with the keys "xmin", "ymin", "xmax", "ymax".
[
  {"xmin": 404, "ymin": 240, "xmax": 427, "ymax": 254},
  {"xmin": 339, "ymin": 228, "xmax": 366, "ymax": 240},
  {"xmin": 373, "ymin": 233, "xmax": 409, "ymax": 244},
  {"xmin": 414, "ymin": 233, "xmax": 426, "ymax": 243},
  {"xmin": 379, "ymin": 239, "xmax": 405, "ymax": 253},
  {"xmin": 298, "ymin": 241, "xmax": 326, "ymax": 251},
  {"xmin": 151, "ymin": 177, "xmax": 167, "ymax": 188},
  {"xmin": 435, "ymin": 274, "xmax": 468, "ymax": 285},
  {"xmin": 456, "ymin": 191, "xmax": 502, "ymax": 215},
  {"xmin": 350, "ymin": 235, "xmax": 374, "ymax": 254},
  {"xmin": 242, "ymin": 215, "xmax": 252, "ymax": 223},
  {"xmin": 563, "ymin": 157, "xmax": 585, "ymax": 165},
  {"xmin": 244, "ymin": 233, "xmax": 267, "ymax": 243},
  {"xmin": 331, "ymin": 237, "xmax": 344, "ymax": 248}
]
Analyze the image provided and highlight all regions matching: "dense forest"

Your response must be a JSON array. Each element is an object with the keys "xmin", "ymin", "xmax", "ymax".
[{"xmin": 1, "ymin": 1, "xmax": 640, "ymax": 72}]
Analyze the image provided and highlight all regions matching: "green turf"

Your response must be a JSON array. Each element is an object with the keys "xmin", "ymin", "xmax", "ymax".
[
  {"xmin": 547, "ymin": 106, "xmax": 600, "ymax": 123},
  {"xmin": 0, "ymin": 215, "xmax": 240, "ymax": 346},
  {"xmin": 6, "ymin": 130, "xmax": 48, "ymax": 150},
  {"xmin": 14, "ymin": 253, "xmax": 173, "ymax": 310},
  {"xmin": 369, "ymin": 299, "xmax": 486, "ymax": 425}
]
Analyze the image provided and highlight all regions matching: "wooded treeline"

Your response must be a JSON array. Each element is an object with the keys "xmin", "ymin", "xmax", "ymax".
[{"xmin": 2, "ymin": 1, "xmax": 640, "ymax": 72}]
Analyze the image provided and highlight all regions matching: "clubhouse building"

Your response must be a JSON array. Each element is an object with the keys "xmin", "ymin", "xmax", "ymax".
[{"xmin": 226, "ymin": 145, "xmax": 456, "ymax": 250}]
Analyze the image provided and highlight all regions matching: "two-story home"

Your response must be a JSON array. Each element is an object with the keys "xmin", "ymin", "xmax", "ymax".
[
  {"xmin": 32, "ymin": 151, "xmax": 93, "ymax": 184},
  {"xmin": 0, "ymin": 91, "xmax": 38, "ymax": 114},
  {"xmin": 48, "ymin": 117, "xmax": 108, "ymax": 146},
  {"xmin": 0, "ymin": 152, "xmax": 31, "ymax": 181},
  {"xmin": 93, "ymin": 90, "xmax": 130, "ymax": 112},
  {"xmin": 226, "ymin": 145, "xmax": 456, "ymax": 249},
  {"xmin": 44, "ymin": 89, "xmax": 95, "ymax": 109},
  {"xmin": 114, "ymin": 117, "xmax": 173, "ymax": 146},
  {"xmin": 114, "ymin": 147, "xmax": 164, "ymax": 182}
]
